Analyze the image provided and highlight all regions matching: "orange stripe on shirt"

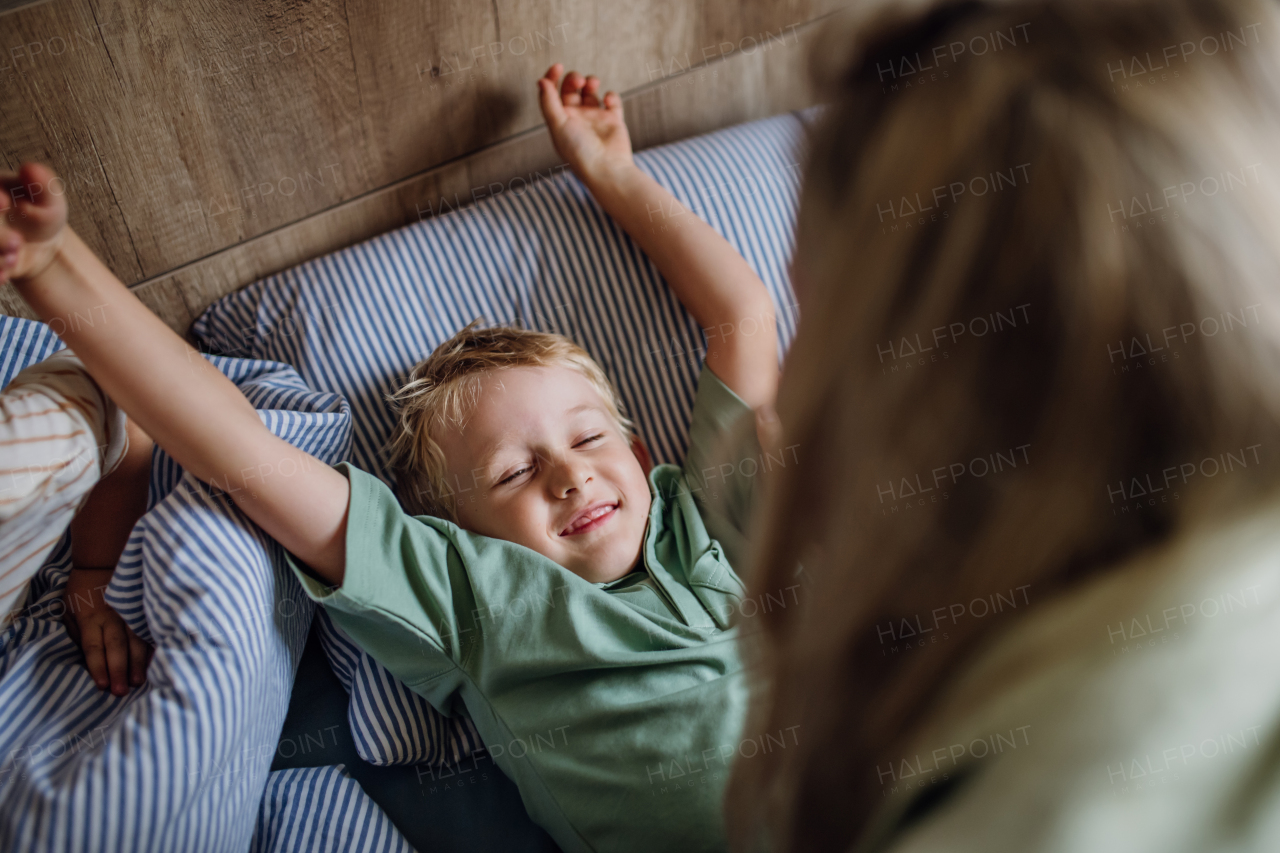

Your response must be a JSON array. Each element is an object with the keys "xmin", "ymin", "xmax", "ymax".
[
  {"xmin": 0, "ymin": 455, "xmax": 91, "ymax": 476},
  {"xmin": 0, "ymin": 525, "xmax": 67, "ymax": 576},
  {"xmin": 53, "ymin": 461, "xmax": 96, "ymax": 490},
  {"xmin": 0, "ymin": 430, "xmax": 89, "ymax": 447},
  {"xmin": 0, "ymin": 460, "xmax": 95, "ymax": 505},
  {"xmin": 0, "ymin": 453, "xmax": 94, "ymax": 476},
  {"xmin": 0, "ymin": 401, "xmax": 92, "ymax": 424},
  {"xmin": 0, "ymin": 533, "xmax": 62, "ymax": 585}
]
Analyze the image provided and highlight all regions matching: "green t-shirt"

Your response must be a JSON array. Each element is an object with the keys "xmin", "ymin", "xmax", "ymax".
[{"xmin": 287, "ymin": 366, "xmax": 762, "ymax": 853}]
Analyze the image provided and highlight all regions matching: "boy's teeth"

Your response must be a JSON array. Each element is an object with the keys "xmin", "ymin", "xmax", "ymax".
[{"xmin": 570, "ymin": 505, "xmax": 613, "ymax": 531}]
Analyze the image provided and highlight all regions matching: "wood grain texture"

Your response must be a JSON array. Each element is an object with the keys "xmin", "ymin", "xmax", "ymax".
[
  {"xmin": 1, "ymin": 1, "xmax": 145, "ymax": 282},
  {"xmin": 2, "ymin": 2, "xmax": 840, "ymax": 334}
]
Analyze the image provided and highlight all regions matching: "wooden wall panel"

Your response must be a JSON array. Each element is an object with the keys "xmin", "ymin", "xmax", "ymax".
[
  {"xmin": 2, "ymin": 1, "xmax": 842, "ymax": 333},
  {"xmin": 1, "ymin": 1, "xmax": 147, "ymax": 281}
]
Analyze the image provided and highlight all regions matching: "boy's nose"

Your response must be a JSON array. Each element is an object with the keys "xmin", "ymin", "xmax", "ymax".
[{"xmin": 549, "ymin": 458, "xmax": 592, "ymax": 498}]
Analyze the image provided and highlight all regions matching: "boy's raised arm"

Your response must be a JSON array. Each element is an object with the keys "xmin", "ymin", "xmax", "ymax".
[
  {"xmin": 537, "ymin": 65, "xmax": 779, "ymax": 411},
  {"xmin": 1, "ymin": 163, "xmax": 350, "ymax": 586}
]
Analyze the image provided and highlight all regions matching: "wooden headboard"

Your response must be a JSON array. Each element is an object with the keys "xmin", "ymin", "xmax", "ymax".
[{"xmin": 1, "ymin": 0, "xmax": 836, "ymax": 338}]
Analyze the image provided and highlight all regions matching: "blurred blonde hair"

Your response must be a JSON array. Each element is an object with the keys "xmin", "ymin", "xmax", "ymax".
[
  {"xmin": 726, "ymin": 0, "xmax": 1280, "ymax": 849},
  {"xmin": 384, "ymin": 321, "xmax": 633, "ymax": 520}
]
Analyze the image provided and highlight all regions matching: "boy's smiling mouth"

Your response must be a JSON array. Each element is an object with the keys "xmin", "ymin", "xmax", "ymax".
[{"xmin": 560, "ymin": 501, "xmax": 620, "ymax": 536}]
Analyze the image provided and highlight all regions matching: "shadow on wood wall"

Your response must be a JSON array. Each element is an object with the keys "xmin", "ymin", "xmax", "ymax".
[{"xmin": 0, "ymin": 0, "xmax": 839, "ymax": 333}]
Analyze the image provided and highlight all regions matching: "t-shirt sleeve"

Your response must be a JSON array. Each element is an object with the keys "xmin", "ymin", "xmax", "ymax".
[
  {"xmin": 0, "ymin": 349, "xmax": 127, "ymax": 624},
  {"xmin": 284, "ymin": 462, "xmax": 477, "ymax": 702},
  {"xmin": 680, "ymin": 365, "xmax": 762, "ymax": 577}
]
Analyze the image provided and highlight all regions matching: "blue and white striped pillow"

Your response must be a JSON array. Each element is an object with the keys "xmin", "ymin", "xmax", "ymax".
[{"xmin": 193, "ymin": 110, "xmax": 809, "ymax": 767}]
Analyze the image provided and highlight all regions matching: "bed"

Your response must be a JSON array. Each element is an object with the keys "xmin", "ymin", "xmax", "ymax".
[{"xmin": 0, "ymin": 107, "xmax": 812, "ymax": 852}]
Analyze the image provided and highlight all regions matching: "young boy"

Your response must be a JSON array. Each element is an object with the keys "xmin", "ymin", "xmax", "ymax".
[{"xmin": 1, "ymin": 64, "xmax": 779, "ymax": 852}]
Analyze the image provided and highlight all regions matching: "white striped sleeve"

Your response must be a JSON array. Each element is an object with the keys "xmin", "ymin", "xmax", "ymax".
[{"xmin": 0, "ymin": 349, "xmax": 129, "ymax": 622}]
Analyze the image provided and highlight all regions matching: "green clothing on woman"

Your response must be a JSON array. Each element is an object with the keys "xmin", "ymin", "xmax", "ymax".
[{"xmin": 859, "ymin": 491, "xmax": 1280, "ymax": 853}]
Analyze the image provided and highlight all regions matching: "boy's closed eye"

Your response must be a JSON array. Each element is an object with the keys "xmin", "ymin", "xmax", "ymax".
[
  {"xmin": 494, "ymin": 432, "xmax": 610, "ymax": 488},
  {"xmin": 497, "ymin": 466, "xmax": 530, "ymax": 486}
]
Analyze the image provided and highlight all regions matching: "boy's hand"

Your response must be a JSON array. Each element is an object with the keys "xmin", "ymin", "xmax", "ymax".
[
  {"xmin": 0, "ymin": 162, "xmax": 69, "ymax": 285},
  {"xmin": 542, "ymin": 65, "xmax": 779, "ymax": 410},
  {"xmin": 63, "ymin": 568, "xmax": 153, "ymax": 696},
  {"xmin": 64, "ymin": 415, "xmax": 155, "ymax": 695},
  {"xmin": 537, "ymin": 64, "xmax": 633, "ymax": 183}
]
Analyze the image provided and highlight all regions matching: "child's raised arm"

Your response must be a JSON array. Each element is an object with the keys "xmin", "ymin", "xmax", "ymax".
[
  {"xmin": 537, "ymin": 64, "xmax": 779, "ymax": 411},
  {"xmin": 1, "ymin": 163, "xmax": 350, "ymax": 586}
]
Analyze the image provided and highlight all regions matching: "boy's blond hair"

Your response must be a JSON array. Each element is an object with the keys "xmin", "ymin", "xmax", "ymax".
[{"xmin": 384, "ymin": 321, "xmax": 634, "ymax": 520}]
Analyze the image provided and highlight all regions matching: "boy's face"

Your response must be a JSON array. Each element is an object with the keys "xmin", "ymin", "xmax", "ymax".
[{"xmin": 436, "ymin": 365, "xmax": 653, "ymax": 584}]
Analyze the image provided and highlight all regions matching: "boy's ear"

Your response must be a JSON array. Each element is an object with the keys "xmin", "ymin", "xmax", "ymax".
[{"xmin": 630, "ymin": 436, "xmax": 653, "ymax": 475}]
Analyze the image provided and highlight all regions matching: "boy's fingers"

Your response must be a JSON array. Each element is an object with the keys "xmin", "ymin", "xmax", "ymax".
[
  {"xmin": 80, "ymin": 624, "xmax": 110, "ymax": 691},
  {"xmin": 582, "ymin": 75, "xmax": 602, "ymax": 107},
  {"xmin": 3, "ymin": 167, "xmax": 44, "ymax": 211},
  {"xmin": 126, "ymin": 630, "xmax": 150, "ymax": 687},
  {"xmin": 538, "ymin": 77, "xmax": 568, "ymax": 127},
  {"xmin": 102, "ymin": 619, "xmax": 129, "ymax": 695},
  {"xmin": 541, "ymin": 62, "xmax": 564, "ymax": 87},
  {"xmin": 560, "ymin": 70, "xmax": 584, "ymax": 106},
  {"xmin": 14, "ymin": 196, "xmax": 61, "ymax": 232},
  {"xmin": 17, "ymin": 162, "xmax": 58, "ymax": 208},
  {"xmin": 62, "ymin": 601, "xmax": 81, "ymax": 643},
  {"xmin": 604, "ymin": 91, "xmax": 622, "ymax": 113},
  {"xmin": 0, "ymin": 164, "xmax": 66, "ymax": 246}
]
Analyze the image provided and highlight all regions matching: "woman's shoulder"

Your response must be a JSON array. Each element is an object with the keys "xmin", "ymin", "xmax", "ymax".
[{"xmin": 869, "ymin": 493, "xmax": 1280, "ymax": 853}]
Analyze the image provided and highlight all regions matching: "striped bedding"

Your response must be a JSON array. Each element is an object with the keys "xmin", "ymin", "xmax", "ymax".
[
  {"xmin": 0, "ymin": 317, "xmax": 360, "ymax": 851},
  {"xmin": 192, "ymin": 109, "xmax": 809, "ymax": 771},
  {"xmin": 249, "ymin": 765, "xmax": 411, "ymax": 853},
  {"xmin": 0, "ymin": 108, "xmax": 807, "ymax": 850}
]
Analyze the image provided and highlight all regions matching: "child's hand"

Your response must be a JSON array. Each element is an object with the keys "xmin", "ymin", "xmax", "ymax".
[
  {"xmin": 537, "ymin": 63, "xmax": 633, "ymax": 183},
  {"xmin": 63, "ymin": 568, "xmax": 153, "ymax": 696},
  {"xmin": 0, "ymin": 162, "xmax": 69, "ymax": 285},
  {"xmin": 64, "ymin": 415, "xmax": 155, "ymax": 695}
]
